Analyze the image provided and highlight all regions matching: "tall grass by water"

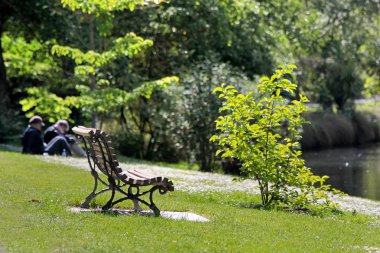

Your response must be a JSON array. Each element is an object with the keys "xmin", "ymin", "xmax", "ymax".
[{"xmin": 302, "ymin": 112, "xmax": 380, "ymax": 150}]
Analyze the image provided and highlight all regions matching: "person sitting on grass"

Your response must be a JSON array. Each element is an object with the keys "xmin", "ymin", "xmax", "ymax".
[
  {"xmin": 21, "ymin": 115, "xmax": 72, "ymax": 156},
  {"xmin": 44, "ymin": 120, "xmax": 85, "ymax": 157}
]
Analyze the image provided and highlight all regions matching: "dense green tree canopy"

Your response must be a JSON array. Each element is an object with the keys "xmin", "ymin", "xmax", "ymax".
[{"xmin": 0, "ymin": 0, "xmax": 379, "ymax": 167}]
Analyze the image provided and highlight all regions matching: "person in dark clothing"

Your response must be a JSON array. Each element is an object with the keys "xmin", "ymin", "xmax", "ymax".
[
  {"xmin": 21, "ymin": 116, "xmax": 45, "ymax": 154},
  {"xmin": 45, "ymin": 135, "xmax": 72, "ymax": 156},
  {"xmin": 43, "ymin": 124, "xmax": 61, "ymax": 144},
  {"xmin": 44, "ymin": 120, "xmax": 85, "ymax": 156},
  {"xmin": 43, "ymin": 120, "xmax": 72, "ymax": 156},
  {"xmin": 21, "ymin": 116, "xmax": 73, "ymax": 156},
  {"xmin": 44, "ymin": 120, "xmax": 71, "ymax": 144}
]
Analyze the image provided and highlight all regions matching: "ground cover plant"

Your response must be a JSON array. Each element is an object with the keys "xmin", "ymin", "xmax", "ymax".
[{"xmin": 0, "ymin": 150, "xmax": 379, "ymax": 252}]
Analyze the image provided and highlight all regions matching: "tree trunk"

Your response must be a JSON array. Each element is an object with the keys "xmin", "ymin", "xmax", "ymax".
[{"xmin": 0, "ymin": 20, "xmax": 10, "ymax": 105}]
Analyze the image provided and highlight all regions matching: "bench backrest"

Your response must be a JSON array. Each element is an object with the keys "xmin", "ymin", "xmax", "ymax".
[{"xmin": 72, "ymin": 126, "xmax": 122, "ymax": 177}]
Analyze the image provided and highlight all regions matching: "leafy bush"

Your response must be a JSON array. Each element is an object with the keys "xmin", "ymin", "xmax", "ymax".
[
  {"xmin": 321, "ymin": 61, "xmax": 363, "ymax": 114},
  {"xmin": 297, "ymin": 57, "xmax": 365, "ymax": 116},
  {"xmin": 111, "ymin": 130, "xmax": 143, "ymax": 159},
  {"xmin": 211, "ymin": 65, "xmax": 337, "ymax": 209},
  {"xmin": 179, "ymin": 58, "xmax": 250, "ymax": 171}
]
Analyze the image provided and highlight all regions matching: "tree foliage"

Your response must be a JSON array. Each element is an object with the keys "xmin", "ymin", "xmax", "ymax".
[
  {"xmin": 18, "ymin": 0, "xmax": 178, "ymax": 125},
  {"xmin": 19, "ymin": 87, "xmax": 72, "ymax": 123},
  {"xmin": 3, "ymin": 34, "xmax": 58, "ymax": 79},
  {"xmin": 60, "ymin": 0, "xmax": 163, "ymax": 13},
  {"xmin": 0, "ymin": 0, "xmax": 379, "ymax": 168}
]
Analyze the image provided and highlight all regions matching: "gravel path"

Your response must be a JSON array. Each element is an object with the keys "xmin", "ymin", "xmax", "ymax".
[{"xmin": 39, "ymin": 156, "xmax": 380, "ymax": 217}]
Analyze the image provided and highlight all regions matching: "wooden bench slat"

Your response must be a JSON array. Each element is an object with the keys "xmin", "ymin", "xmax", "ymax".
[
  {"xmin": 78, "ymin": 125, "xmax": 102, "ymax": 134},
  {"xmin": 72, "ymin": 127, "xmax": 94, "ymax": 137},
  {"xmin": 92, "ymin": 143, "xmax": 115, "ymax": 153},
  {"xmin": 94, "ymin": 154, "xmax": 118, "ymax": 164},
  {"xmin": 119, "ymin": 172, "xmax": 151, "ymax": 186},
  {"xmin": 73, "ymin": 126, "xmax": 103, "ymax": 137},
  {"xmin": 93, "ymin": 150, "xmax": 117, "ymax": 161},
  {"xmin": 119, "ymin": 170, "xmax": 173, "ymax": 187},
  {"xmin": 94, "ymin": 156, "xmax": 122, "ymax": 174},
  {"xmin": 128, "ymin": 170, "xmax": 152, "ymax": 179}
]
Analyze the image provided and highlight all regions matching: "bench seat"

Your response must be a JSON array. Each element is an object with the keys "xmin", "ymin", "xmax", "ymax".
[{"xmin": 119, "ymin": 170, "xmax": 174, "ymax": 190}]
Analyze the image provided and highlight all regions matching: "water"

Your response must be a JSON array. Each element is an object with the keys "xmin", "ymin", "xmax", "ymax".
[{"xmin": 303, "ymin": 144, "xmax": 380, "ymax": 201}]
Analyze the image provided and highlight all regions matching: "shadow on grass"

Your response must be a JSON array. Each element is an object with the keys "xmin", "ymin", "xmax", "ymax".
[
  {"xmin": 237, "ymin": 202, "xmax": 345, "ymax": 217},
  {"xmin": 69, "ymin": 206, "xmax": 210, "ymax": 222}
]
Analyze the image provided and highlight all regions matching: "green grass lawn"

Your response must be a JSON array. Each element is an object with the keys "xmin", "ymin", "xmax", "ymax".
[{"xmin": 0, "ymin": 151, "xmax": 379, "ymax": 252}]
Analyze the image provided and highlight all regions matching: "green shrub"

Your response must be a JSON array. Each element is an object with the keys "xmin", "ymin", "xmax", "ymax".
[
  {"xmin": 111, "ymin": 129, "xmax": 181, "ymax": 163},
  {"xmin": 112, "ymin": 131, "xmax": 143, "ymax": 159},
  {"xmin": 211, "ymin": 65, "xmax": 337, "ymax": 209},
  {"xmin": 316, "ymin": 60, "xmax": 363, "ymax": 114},
  {"xmin": 175, "ymin": 58, "xmax": 250, "ymax": 171}
]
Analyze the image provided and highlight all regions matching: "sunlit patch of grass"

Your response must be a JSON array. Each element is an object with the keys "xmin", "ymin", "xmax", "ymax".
[{"xmin": 0, "ymin": 151, "xmax": 379, "ymax": 252}]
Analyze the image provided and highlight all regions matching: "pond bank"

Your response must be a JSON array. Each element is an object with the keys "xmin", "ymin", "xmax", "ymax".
[{"xmin": 302, "ymin": 111, "xmax": 380, "ymax": 150}]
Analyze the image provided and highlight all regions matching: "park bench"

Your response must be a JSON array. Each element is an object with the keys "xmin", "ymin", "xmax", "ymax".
[{"xmin": 72, "ymin": 126, "xmax": 174, "ymax": 216}]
